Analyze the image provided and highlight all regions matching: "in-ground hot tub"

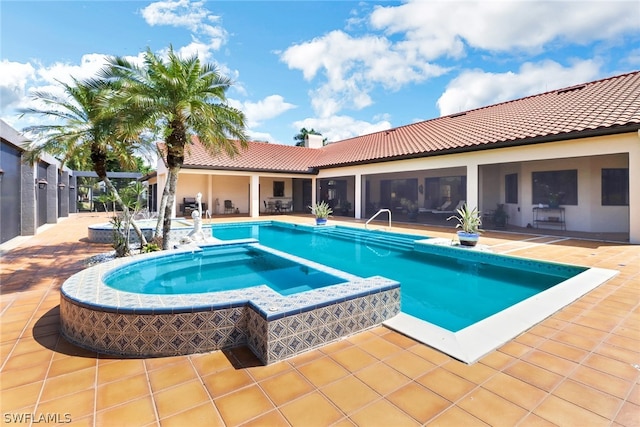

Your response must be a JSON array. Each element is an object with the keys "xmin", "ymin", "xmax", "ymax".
[{"xmin": 60, "ymin": 240, "xmax": 399, "ymax": 364}]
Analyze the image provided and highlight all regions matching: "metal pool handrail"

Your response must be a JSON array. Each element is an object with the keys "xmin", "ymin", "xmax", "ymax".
[{"xmin": 365, "ymin": 208, "xmax": 392, "ymax": 230}]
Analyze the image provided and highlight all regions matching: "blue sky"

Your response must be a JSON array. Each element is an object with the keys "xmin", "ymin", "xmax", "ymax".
[{"xmin": 1, "ymin": 0, "xmax": 639, "ymax": 147}]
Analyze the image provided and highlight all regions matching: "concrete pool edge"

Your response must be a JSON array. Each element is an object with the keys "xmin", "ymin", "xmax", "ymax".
[{"xmin": 383, "ymin": 266, "xmax": 618, "ymax": 364}]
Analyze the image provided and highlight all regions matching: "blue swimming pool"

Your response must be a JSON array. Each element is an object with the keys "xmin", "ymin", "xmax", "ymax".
[
  {"xmin": 211, "ymin": 222, "xmax": 586, "ymax": 331},
  {"xmin": 104, "ymin": 245, "xmax": 346, "ymax": 296},
  {"xmin": 61, "ymin": 219, "xmax": 612, "ymax": 363}
]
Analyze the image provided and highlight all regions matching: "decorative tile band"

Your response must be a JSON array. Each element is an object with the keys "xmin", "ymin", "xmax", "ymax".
[
  {"xmin": 60, "ymin": 287, "xmax": 399, "ymax": 362},
  {"xmin": 60, "ymin": 299, "xmax": 248, "ymax": 357},
  {"xmin": 60, "ymin": 241, "xmax": 400, "ymax": 362}
]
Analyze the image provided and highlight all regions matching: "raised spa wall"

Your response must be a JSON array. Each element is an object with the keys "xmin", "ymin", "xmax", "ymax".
[{"xmin": 60, "ymin": 242, "xmax": 400, "ymax": 364}]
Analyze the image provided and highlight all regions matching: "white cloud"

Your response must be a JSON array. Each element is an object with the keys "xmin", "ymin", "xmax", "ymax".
[
  {"xmin": 293, "ymin": 115, "xmax": 391, "ymax": 143},
  {"xmin": 176, "ymin": 39, "xmax": 213, "ymax": 62},
  {"xmin": 0, "ymin": 53, "xmax": 130, "ymax": 129},
  {"xmin": 0, "ymin": 55, "xmax": 109, "ymax": 129},
  {"xmin": 141, "ymin": 0, "xmax": 227, "ymax": 55},
  {"xmin": 281, "ymin": 0, "xmax": 637, "ymax": 121},
  {"xmin": 229, "ymin": 95, "xmax": 296, "ymax": 128},
  {"xmin": 370, "ymin": 0, "xmax": 640, "ymax": 54},
  {"xmin": 142, "ymin": 0, "xmax": 207, "ymax": 29},
  {"xmin": 35, "ymin": 53, "xmax": 110, "ymax": 85},
  {"xmin": 246, "ymin": 130, "xmax": 276, "ymax": 143},
  {"xmin": 0, "ymin": 60, "xmax": 36, "ymax": 112},
  {"xmin": 281, "ymin": 30, "xmax": 448, "ymax": 117},
  {"xmin": 436, "ymin": 60, "xmax": 602, "ymax": 116}
]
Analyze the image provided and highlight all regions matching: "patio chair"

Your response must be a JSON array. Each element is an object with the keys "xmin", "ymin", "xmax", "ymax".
[
  {"xmin": 432, "ymin": 200, "xmax": 465, "ymax": 214},
  {"xmin": 264, "ymin": 200, "xmax": 276, "ymax": 213},
  {"xmin": 425, "ymin": 200, "xmax": 452, "ymax": 213},
  {"xmin": 224, "ymin": 200, "xmax": 234, "ymax": 214}
]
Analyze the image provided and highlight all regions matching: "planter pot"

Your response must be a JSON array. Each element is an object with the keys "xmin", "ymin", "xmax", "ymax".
[
  {"xmin": 315, "ymin": 218, "xmax": 328, "ymax": 226},
  {"xmin": 457, "ymin": 231, "xmax": 479, "ymax": 247}
]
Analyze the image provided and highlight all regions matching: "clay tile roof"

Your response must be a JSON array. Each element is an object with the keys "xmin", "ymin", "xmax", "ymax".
[
  {"xmin": 179, "ymin": 71, "xmax": 639, "ymax": 172},
  {"xmin": 183, "ymin": 138, "xmax": 321, "ymax": 173},
  {"xmin": 312, "ymin": 71, "xmax": 640, "ymax": 168}
]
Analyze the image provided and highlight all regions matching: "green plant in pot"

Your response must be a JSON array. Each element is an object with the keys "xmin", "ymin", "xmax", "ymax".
[
  {"xmin": 447, "ymin": 204, "xmax": 483, "ymax": 246},
  {"xmin": 309, "ymin": 200, "xmax": 333, "ymax": 225},
  {"xmin": 548, "ymin": 192, "xmax": 561, "ymax": 208}
]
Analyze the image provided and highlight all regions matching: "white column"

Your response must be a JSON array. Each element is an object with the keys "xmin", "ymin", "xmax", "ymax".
[
  {"xmin": 311, "ymin": 177, "xmax": 317, "ymax": 207},
  {"xmin": 629, "ymin": 133, "xmax": 640, "ymax": 244},
  {"xmin": 207, "ymin": 175, "xmax": 213, "ymax": 216},
  {"xmin": 250, "ymin": 174, "xmax": 260, "ymax": 218},
  {"xmin": 354, "ymin": 173, "xmax": 362, "ymax": 219},
  {"xmin": 466, "ymin": 162, "xmax": 479, "ymax": 209}
]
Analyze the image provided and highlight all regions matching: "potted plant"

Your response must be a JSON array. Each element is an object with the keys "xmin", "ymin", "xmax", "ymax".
[
  {"xmin": 309, "ymin": 200, "xmax": 333, "ymax": 225},
  {"xmin": 447, "ymin": 204, "xmax": 483, "ymax": 246},
  {"xmin": 491, "ymin": 203, "xmax": 508, "ymax": 228}
]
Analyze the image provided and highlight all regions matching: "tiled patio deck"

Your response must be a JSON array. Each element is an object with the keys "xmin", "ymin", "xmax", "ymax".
[{"xmin": 1, "ymin": 213, "xmax": 638, "ymax": 426}]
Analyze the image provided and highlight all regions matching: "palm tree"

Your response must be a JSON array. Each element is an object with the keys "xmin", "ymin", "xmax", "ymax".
[
  {"xmin": 101, "ymin": 47, "xmax": 248, "ymax": 249},
  {"xmin": 21, "ymin": 78, "xmax": 148, "ymax": 249},
  {"xmin": 294, "ymin": 128, "xmax": 326, "ymax": 147}
]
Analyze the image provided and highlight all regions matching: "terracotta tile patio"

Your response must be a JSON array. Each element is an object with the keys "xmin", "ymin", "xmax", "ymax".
[{"xmin": 1, "ymin": 213, "xmax": 638, "ymax": 426}]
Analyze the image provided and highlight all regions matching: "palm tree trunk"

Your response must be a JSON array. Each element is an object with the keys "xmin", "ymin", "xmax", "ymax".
[
  {"xmin": 153, "ymin": 145, "xmax": 169, "ymax": 241},
  {"xmin": 161, "ymin": 167, "xmax": 180, "ymax": 250},
  {"xmin": 154, "ymin": 179, "xmax": 170, "ymax": 240}
]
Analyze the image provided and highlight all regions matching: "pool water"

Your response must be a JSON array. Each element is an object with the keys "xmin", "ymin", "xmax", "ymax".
[
  {"xmin": 212, "ymin": 223, "xmax": 585, "ymax": 331},
  {"xmin": 104, "ymin": 245, "xmax": 346, "ymax": 296}
]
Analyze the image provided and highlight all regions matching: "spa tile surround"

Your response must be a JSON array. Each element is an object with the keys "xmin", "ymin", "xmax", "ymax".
[{"xmin": 60, "ymin": 240, "xmax": 400, "ymax": 364}]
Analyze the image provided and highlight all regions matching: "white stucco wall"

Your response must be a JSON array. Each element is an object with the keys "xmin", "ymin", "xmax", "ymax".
[
  {"xmin": 317, "ymin": 131, "xmax": 639, "ymax": 242},
  {"xmin": 512, "ymin": 154, "xmax": 629, "ymax": 233},
  {"xmin": 170, "ymin": 169, "xmax": 312, "ymax": 215},
  {"xmin": 210, "ymin": 175, "xmax": 249, "ymax": 214}
]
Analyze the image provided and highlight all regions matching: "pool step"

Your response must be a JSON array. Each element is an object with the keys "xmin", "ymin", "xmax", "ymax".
[
  {"xmin": 200, "ymin": 246, "xmax": 256, "ymax": 264},
  {"xmin": 322, "ymin": 228, "xmax": 416, "ymax": 250}
]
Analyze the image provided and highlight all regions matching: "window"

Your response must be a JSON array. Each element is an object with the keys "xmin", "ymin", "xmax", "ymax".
[
  {"xmin": 532, "ymin": 170, "xmax": 577, "ymax": 205},
  {"xmin": 273, "ymin": 181, "xmax": 284, "ymax": 197},
  {"xmin": 505, "ymin": 173, "xmax": 518, "ymax": 204},
  {"xmin": 423, "ymin": 176, "xmax": 466, "ymax": 210},
  {"xmin": 602, "ymin": 168, "xmax": 629, "ymax": 206},
  {"xmin": 380, "ymin": 178, "xmax": 418, "ymax": 208}
]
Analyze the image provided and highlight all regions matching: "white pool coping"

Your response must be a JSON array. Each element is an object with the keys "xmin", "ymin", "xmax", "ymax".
[{"xmin": 383, "ymin": 266, "xmax": 617, "ymax": 364}]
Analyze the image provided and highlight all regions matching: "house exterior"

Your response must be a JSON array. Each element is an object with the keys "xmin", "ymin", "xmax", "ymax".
[
  {"xmin": 153, "ymin": 71, "xmax": 640, "ymax": 243},
  {"xmin": 0, "ymin": 120, "xmax": 76, "ymax": 244},
  {"xmin": 0, "ymin": 120, "xmax": 143, "ymax": 245}
]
